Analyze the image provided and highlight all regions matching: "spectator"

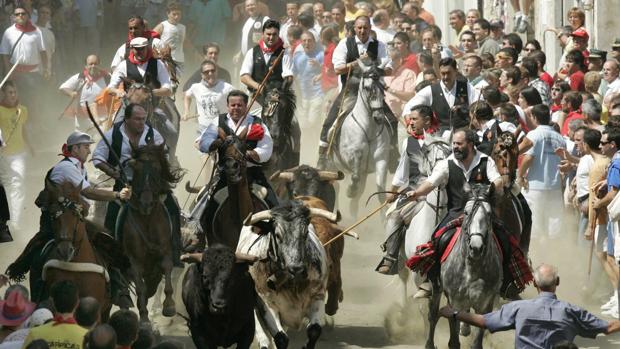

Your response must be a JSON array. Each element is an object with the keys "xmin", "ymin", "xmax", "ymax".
[
  {"xmin": 521, "ymin": 56, "xmax": 551, "ymax": 106},
  {"xmin": 293, "ymin": 31, "xmax": 324, "ymax": 130},
  {"xmin": 473, "ymin": 19, "xmax": 499, "ymax": 56},
  {"xmin": 183, "ymin": 43, "xmax": 232, "ymax": 91},
  {"xmin": 188, "ymin": 0, "xmax": 230, "ymax": 54},
  {"xmin": 330, "ymin": 3, "xmax": 346, "ymax": 39},
  {"xmin": 603, "ymin": 60, "xmax": 620, "ymax": 107},
  {"xmin": 502, "ymin": 32, "xmax": 523, "ymax": 58},
  {"xmin": 439, "ymin": 263, "xmax": 620, "ymax": 347},
  {"xmin": 2, "ymin": 308, "xmax": 53, "ymax": 346},
  {"xmin": 75, "ymin": 297, "xmax": 100, "ymax": 330},
  {"xmin": 564, "ymin": 49, "xmax": 587, "ymax": 91},
  {"xmin": 518, "ymin": 105, "xmax": 567, "ymax": 241},
  {"xmin": 414, "ymin": 51, "xmax": 433, "ymax": 85},
  {"xmin": 0, "ymin": 291, "xmax": 35, "ymax": 341},
  {"xmin": 384, "ymin": 36, "xmax": 416, "ymax": 119},
  {"xmin": 130, "ymin": 325, "xmax": 154, "ymax": 349},
  {"xmin": 495, "ymin": 47, "xmax": 517, "ymax": 70},
  {"xmin": 313, "ymin": 2, "xmax": 326, "ymax": 27},
  {"xmin": 108, "ymin": 310, "xmax": 139, "ymax": 349},
  {"xmin": 465, "ymin": 9, "xmax": 480, "ymax": 30},
  {"xmin": 83, "ymin": 324, "xmax": 116, "ymax": 349},
  {"xmin": 462, "ymin": 55, "xmax": 488, "ymax": 93},
  {"xmin": 584, "ymin": 71, "xmax": 603, "ymax": 104},
  {"xmin": 550, "ymin": 80, "xmax": 571, "ymax": 121},
  {"xmin": 560, "ymin": 91, "xmax": 584, "ymax": 136},
  {"xmin": 280, "ymin": 2, "xmax": 300, "ymax": 47},
  {"xmin": 400, "ymin": 2, "xmax": 427, "ymax": 32},
  {"xmin": 447, "ymin": 9, "xmax": 467, "ymax": 47},
  {"xmin": 522, "ymin": 39, "xmax": 541, "ymax": 57},
  {"xmin": 410, "ymin": 0, "xmax": 434, "ymax": 25},
  {"xmin": 371, "ymin": 9, "xmax": 394, "ymax": 44},
  {"xmin": 342, "ymin": 0, "xmax": 363, "ymax": 21},
  {"xmin": 500, "ymin": 66, "xmax": 522, "ymax": 103},
  {"xmin": 588, "ymin": 49, "xmax": 607, "ymax": 73},
  {"xmin": 153, "ymin": 3, "xmax": 186, "ymax": 72},
  {"xmin": 23, "ymin": 280, "xmax": 87, "ymax": 349},
  {"xmin": 238, "ymin": 0, "xmax": 269, "ymax": 57},
  {"xmin": 319, "ymin": 24, "xmax": 339, "ymax": 98},
  {"xmin": 390, "ymin": 32, "xmax": 419, "ymax": 74},
  {"xmin": 529, "ymin": 50, "xmax": 554, "ymax": 88},
  {"xmin": 25, "ymin": 341, "xmax": 47, "ymax": 349}
]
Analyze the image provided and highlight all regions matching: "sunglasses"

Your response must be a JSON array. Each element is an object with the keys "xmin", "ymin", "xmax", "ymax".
[
  {"xmin": 551, "ymin": 88, "xmax": 562, "ymax": 91},
  {"xmin": 201, "ymin": 69, "xmax": 216, "ymax": 74},
  {"xmin": 14, "ymin": 12, "xmax": 27, "ymax": 16}
]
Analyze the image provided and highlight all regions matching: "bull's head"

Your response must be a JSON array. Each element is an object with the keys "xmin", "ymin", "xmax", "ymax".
[
  {"xmin": 246, "ymin": 200, "xmax": 337, "ymax": 280},
  {"xmin": 272, "ymin": 165, "xmax": 344, "ymax": 198},
  {"xmin": 200, "ymin": 244, "xmax": 249, "ymax": 314}
]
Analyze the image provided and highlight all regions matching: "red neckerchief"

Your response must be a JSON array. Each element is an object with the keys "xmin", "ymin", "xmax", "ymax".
[
  {"xmin": 258, "ymin": 38, "xmax": 284, "ymax": 53},
  {"xmin": 126, "ymin": 30, "xmax": 160, "ymax": 43},
  {"xmin": 15, "ymin": 21, "xmax": 36, "ymax": 33},
  {"xmin": 551, "ymin": 104, "xmax": 562, "ymax": 113},
  {"xmin": 52, "ymin": 315, "xmax": 77, "ymax": 326},
  {"xmin": 128, "ymin": 48, "xmax": 153, "ymax": 65},
  {"xmin": 82, "ymin": 68, "xmax": 108, "ymax": 87},
  {"xmin": 60, "ymin": 144, "xmax": 84, "ymax": 168}
]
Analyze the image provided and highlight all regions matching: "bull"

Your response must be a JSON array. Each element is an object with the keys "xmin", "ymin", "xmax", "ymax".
[
  {"xmin": 243, "ymin": 200, "xmax": 339, "ymax": 349},
  {"xmin": 181, "ymin": 244, "xmax": 258, "ymax": 349},
  {"xmin": 270, "ymin": 165, "xmax": 344, "ymax": 211}
]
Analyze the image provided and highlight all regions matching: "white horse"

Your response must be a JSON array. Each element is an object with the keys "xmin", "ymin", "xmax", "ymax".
[{"xmin": 330, "ymin": 61, "xmax": 391, "ymax": 216}]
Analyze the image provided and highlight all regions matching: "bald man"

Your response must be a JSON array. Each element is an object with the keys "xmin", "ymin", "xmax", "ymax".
[
  {"xmin": 59, "ymin": 54, "xmax": 110, "ymax": 119},
  {"xmin": 440, "ymin": 263, "xmax": 620, "ymax": 348},
  {"xmin": 85, "ymin": 324, "xmax": 117, "ymax": 349}
]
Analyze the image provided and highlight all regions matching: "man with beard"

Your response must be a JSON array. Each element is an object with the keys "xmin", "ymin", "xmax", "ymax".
[
  {"xmin": 404, "ymin": 129, "xmax": 524, "ymax": 299},
  {"xmin": 110, "ymin": 16, "xmax": 164, "ymax": 72},
  {"xmin": 59, "ymin": 55, "xmax": 110, "ymax": 121}
]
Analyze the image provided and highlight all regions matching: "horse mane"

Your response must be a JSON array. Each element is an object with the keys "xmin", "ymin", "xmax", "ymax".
[{"xmin": 132, "ymin": 144, "xmax": 185, "ymax": 187}]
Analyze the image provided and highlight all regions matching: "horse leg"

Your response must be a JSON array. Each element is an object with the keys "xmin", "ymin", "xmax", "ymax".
[
  {"xmin": 397, "ymin": 265, "xmax": 409, "ymax": 306},
  {"xmin": 325, "ymin": 260, "xmax": 342, "ymax": 316},
  {"xmin": 447, "ymin": 301, "xmax": 461, "ymax": 349},
  {"xmin": 374, "ymin": 156, "xmax": 388, "ymax": 203},
  {"xmin": 161, "ymin": 258, "xmax": 176, "ymax": 317},
  {"xmin": 471, "ymin": 299, "xmax": 494, "ymax": 349},
  {"xmin": 346, "ymin": 151, "xmax": 363, "ymax": 199},
  {"xmin": 460, "ymin": 309, "xmax": 471, "ymax": 336},
  {"xmin": 303, "ymin": 297, "xmax": 324, "ymax": 349},
  {"xmin": 424, "ymin": 283, "xmax": 441, "ymax": 349},
  {"xmin": 134, "ymin": 269, "xmax": 150, "ymax": 323}
]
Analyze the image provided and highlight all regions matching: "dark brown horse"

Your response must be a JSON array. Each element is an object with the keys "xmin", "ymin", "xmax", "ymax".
[
  {"xmin": 121, "ymin": 144, "xmax": 183, "ymax": 323},
  {"xmin": 42, "ymin": 180, "xmax": 112, "ymax": 320},
  {"xmin": 492, "ymin": 131, "xmax": 532, "ymax": 254},
  {"xmin": 200, "ymin": 129, "xmax": 269, "ymax": 250}
]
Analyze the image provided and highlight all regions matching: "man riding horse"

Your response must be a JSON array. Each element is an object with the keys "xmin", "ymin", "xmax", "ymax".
[
  {"xmin": 188, "ymin": 90, "xmax": 278, "ymax": 251},
  {"xmin": 7, "ymin": 131, "xmax": 132, "ymax": 304},
  {"xmin": 376, "ymin": 105, "xmax": 438, "ymax": 274},
  {"xmin": 239, "ymin": 19, "xmax": 300, "ymax": 166},
  {"xmin": 317, "ymin": 15, "xmax": 397, "ymax": 170},
  {"xmin": 405, "ymin": 129, "xmax": 531, "ymax": 299},
  {"xmin": 92, "ymin": 103, "xmax": 183, "ymax": 266}
]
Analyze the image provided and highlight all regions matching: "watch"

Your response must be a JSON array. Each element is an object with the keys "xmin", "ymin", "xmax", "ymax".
[{"xmin": 452, "ymin": 310, "xmax": 459, "ymax": 321}]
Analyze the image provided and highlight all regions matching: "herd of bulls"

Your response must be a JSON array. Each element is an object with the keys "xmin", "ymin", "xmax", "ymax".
[{"xmin": 181, "ymin": 165, "xmax": 350, "ymax": 349}]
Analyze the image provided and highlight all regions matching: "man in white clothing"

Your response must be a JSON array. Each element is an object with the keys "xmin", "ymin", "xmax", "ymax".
[{"xmin": 59, "ymin": 55, "xmax": 109, "ymax": 120}]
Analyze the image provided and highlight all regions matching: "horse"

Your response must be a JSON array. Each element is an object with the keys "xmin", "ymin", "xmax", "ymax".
[
  {"xmin": 397, "ymin": 135, "xmax": 451, "ymax": 304},
  {"xmin": 40, "ymin": 180, "xmax": 113, "ymax": 321},
  {"xmin": 199, "ymin": 129, "xmax": 269, "ymax": 250},
  {"xmin": 426, "ymin": 184, "xmax": 502, "ymax": 349},
  {"xmin": 492, "ymin": 131, "xmax": 532, "ymax": 255},
  {"xmin": 261, "ymin": 87, "xmax": 298, "ymax": 179},
  {"xmin": 329, "ymin": 60, "xmax": 392, "ymax": 216},
  {"xmin": 120, "ymin": 143, "xmax": 183, "ymax": 323}
]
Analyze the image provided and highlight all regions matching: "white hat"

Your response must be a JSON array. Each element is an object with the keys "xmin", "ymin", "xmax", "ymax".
[
  {"xmin": 129, "ymin": 37, "xmax": 149, "ymax": 48},
  {"xmin": 27, "ymin": 308, "xmax": 53, "ymax": 328},
  {"xmin": 66, "ymin": 131, "xmax": 95, "ymax": 146}
]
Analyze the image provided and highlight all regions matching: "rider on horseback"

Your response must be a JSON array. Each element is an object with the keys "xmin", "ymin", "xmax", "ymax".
[
  {"xmin": 405, "ymin": 129, "xmax": 530, "ymax": 299},
  {"xmin": 239, "ymin": 19, "xmax": 300, "ymax": 165},
  {"xmin": 7, "ymin": 131, "xmax": 132, "ymax": 304},
  {"xmin": 316, "ymin": 15, "xmax": 397, "ymax": 170},
  {"xmin": 376, "ymin": 105, "xmax": 437, "ymax": 275},
  {"xmin": 190, "ymin": 90, "xmax": 278, "ymax": 250},
  {"xmin": 92, "ymin": 103, "xmax": 183, "ymax": 267}
]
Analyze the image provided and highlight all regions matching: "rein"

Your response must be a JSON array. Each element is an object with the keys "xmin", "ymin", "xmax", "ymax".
[
  {"xmin": 462, "ymin": 196, "xmax": 493, "ymax": 255},
  {"xmin": 51, "ymin": 196, "xmax": 86, "ymax": 259}
]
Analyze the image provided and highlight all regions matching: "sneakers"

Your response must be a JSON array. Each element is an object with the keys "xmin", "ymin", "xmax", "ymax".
[
  {"xmin": 513, "ymin": 12, "xmax": 529, "ymax": 33},
  {"xmin": 602, "ymin": 307, "xmax": 619, "ymax": 319},
  {"xmin": 601, "ymin": 292, "xmax": 618, "ymax": 311}
]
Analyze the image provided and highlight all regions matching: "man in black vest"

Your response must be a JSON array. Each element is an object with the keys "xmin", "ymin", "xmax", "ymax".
[
  {"xmin": 376, "ymin": 105, "xmax": 437, "ymax": 275},
  {"xmin": 317, "ymin": 15, "xmax": 393, "ymax": 169},
  {"xmin": 406, "ymin": 129, "xmax": 510, "ymax": 298},
  {"xmin": 189, "ymin": 90, "xmax": 277, "ymax": 250},
  {"xmin": 403, "ymin": 57, "xmax": 479, "ymax": 138},
  {"xmin": 108, "ymin": 37, "xmax": 172, "ymax": 99},
  {"xmin": 239, "ymin": 19, "xmax": 299, "ymax": 166}
]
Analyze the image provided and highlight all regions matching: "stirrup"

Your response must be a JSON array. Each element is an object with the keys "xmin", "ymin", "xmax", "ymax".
[{"xmin": 375, "ymin": 256, "xmax": 398, "ymax": 275}]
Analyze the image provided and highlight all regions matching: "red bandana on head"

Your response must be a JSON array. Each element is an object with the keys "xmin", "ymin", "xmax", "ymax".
[
  {"xmin": 258, "ymin": 38, "xmax": 284, "ymax": 53},
  {"xmin": 15, "ymin": 21, "xmax": 36, "ymax": 33},
  {"xmin": 60, "ymin": 144, "xmax": 84, "ymax": 168}
]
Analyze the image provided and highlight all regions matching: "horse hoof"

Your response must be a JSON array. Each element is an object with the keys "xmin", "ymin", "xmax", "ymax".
[
  {"xmin": 274, "ymin": 331, "xmax": 288, "ymax": 349},
  {"xmin": 325, "ymin": 301, "xmax": 338, "ymax": 316},
  {"xmin": 162, "ymin": 305, "xmax": 176, "ymax": 317},
  {"xmin": 346, "ymin": 184, "xmax": 358, "ymax": 198}
]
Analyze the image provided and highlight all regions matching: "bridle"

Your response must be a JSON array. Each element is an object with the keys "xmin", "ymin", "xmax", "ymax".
[
  {"xmin": 50, "ymin": 195, "xmax": 85, "ymax": 256},
  {"xmin": 462, "ymin": 194, "xmax": 493, "ymax": 256}
]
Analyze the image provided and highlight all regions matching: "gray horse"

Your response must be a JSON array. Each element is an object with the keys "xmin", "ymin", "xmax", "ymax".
[{"xmin": 426, "ymin": 184, "xmax": 502, "ymax": 349}]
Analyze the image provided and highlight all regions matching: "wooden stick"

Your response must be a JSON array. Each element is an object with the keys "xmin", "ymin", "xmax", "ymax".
[
  {"xmin": 323, "ymin": 201, "xmax": 389, "ymax": 247},
  {"xmin": 0, "ymin": 60, "xmax": 20, "ymax": 91}
]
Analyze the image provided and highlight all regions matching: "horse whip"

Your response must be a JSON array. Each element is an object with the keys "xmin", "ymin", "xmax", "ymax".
[
  {"xmin": 323, "ymin": 200, "xmax": 389, "ymax": 247},
  {"xmin": 181, "ymin": 153, "xmax": 211, "ymax": 211},
  {"xmin": 234, "ymin": 49, "xmax": 285, "ymax": 133},
  {"xmin": 327, "ymin": 65, "xmax": 352, "ymax": 156},
  {"xmin": 85, "ymin": 103, "xmax": 129, "ymax": 185}
]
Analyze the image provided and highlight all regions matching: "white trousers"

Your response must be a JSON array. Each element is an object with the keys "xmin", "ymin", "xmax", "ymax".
[
  {"xmin": 523, "ymin": 188, "xmax": 563, "ymax": 240},
  {"xmin": 0, "ymin": 153, "xmax": 25, "ymax": 225}
]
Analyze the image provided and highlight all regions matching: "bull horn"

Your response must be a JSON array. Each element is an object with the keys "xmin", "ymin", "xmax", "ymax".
[
  {"xmin": 244, "ymin": 210, "xmax": 273, "ymax": 225},
  {"xmin": 180, "ymin": 252, "xmax": 203, "ymax": 264},
  {"xmin": 185, "ymin": 181, "xmax": 201, "ymax": 193},
  {"xmin": 318, "ymin": 171, "xmax": 345, "ymax": 181},
  {"xmin": 283, "ymin": 166, "xmax": 301, "ymax": 172},
  {"xmin": 278, "ymin": 172, "xmax": 294, "ymax": 181},
  {"xmin": 269, "ymin": 170, "xmax": 282, "ymax": 181},
  {"xmin": 330, "ymin": 224, "xmax": 359, "ymax": 239},
  {"xmin": 309, "ymin": 208, "xmax": 338, "ymax": 222},
  {"xmin": 235, "ymin": 252, "xmax": 259, "ymax": 264}
]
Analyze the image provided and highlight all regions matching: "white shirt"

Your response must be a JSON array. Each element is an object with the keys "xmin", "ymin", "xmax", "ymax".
[
  {"xmin": 92, "ymin": 123, "xmax": 164, "ymax": 180},
  {"xmin": 279, "ymin": 18, "xmax": 296, "ymax": 47},
  {"xmin": 185, "ymin": 80, "xmax": 234, "ymax": 127},
  {"xmin": 38, "ymin": 25, "xmax": 54, "ymax": 68},
  {"xmin": 49, "ymin": 157, "xmax": 90, "ymax": 190},
  {"xmin": 59, "ymin": 73, "xmax": 107, "ymax": 105},
  {"xmin": 241, "ymin": 15, "xmax": 269, "ymax": 55},
  {"xmin": 239, "ymin": 46, "xmax": 294, "ymax": 79},
  {"xmin": 402, "ymin": 80, "xmax": 481, "ymax": 117},
  {"xmin": 108, "ymin": 59, "xmax": 172, "ymax": 91},
  {"xmin": 576, "ymin": 154, "xmax": 594, "ymax": 198},
  {"xmin": 426, "ymin": 150, "xmax": 501, "ymax": 188},
  {"xmin": 479, "ymin": 119, "xmax": 518, "ymax": 138},
  {"xmin": 372, "ymin": 26, "xmax": 395, "ymax": 45},
  {"xmin": 392, "ymin": 137, "xmax": 425, "ymax": 188},
  {"xmin": 332, "ymin": 36, "xmax": 391, "ymax": 70},
  {"xmin": 198, "ymin": 114, "xmax": 273, "ymax": 165},
  {"xmin": 605, "ymin": 77, "xmax": 620, "ymax": 100},
  {"xmin": 159, "ymin": 20, "xmax": 185, "ymax": 62},
  {"xmin": 0, "ymin": 25, "xmax": 46, "ymax": 69},
  {"xmin": 110, "ymin": 38, "xmax": 164, "ymax": 70}
]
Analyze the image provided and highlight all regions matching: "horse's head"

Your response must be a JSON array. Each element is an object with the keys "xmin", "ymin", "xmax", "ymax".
[
  {"xmin": 216, "ymin": 129, "xmax": 247, "ymax": 185},
  {"xmin": 419, "ymin": 137, "xmax": 451, "ymax": 176},
  {"xmin": 261, "ymin": 88, "xmax": 296, "ymax": 148},
  {"xmin": 463, "ymin": 183, "xmax": 494, "ymax": 260},
  {"xmin": 44, "ymin": 179, "xmax": 87, "ymax": 262},
  {"xmin": 200, "ymin": 244, "xmax": 236, "ymax": 314},
  {"xmin": 128, "ymin": 144, "xmax": 183, "ymax": 214},
  {"xmin": 492, "ymin": 131, "xmax": 519, "ymax": 184},
  {"xmin": 246, "ymin": 201, "xmax": 337, "ymax": 281},
  {"xmin": 123, "ymin": 80, "xmax": 152, "ymax": 106},
  {"xmin": 358, "ymin": 61, "xmax": 386, "ymax": 121}
]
